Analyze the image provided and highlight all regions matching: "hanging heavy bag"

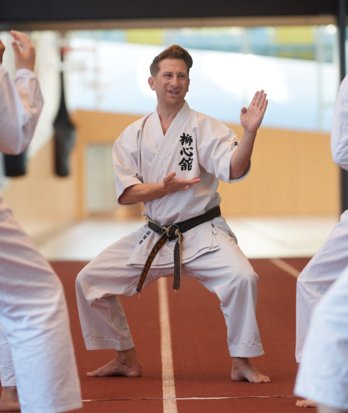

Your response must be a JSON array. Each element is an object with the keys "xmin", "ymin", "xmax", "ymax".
[
  {"xmin": 53, "ymin": 47, "xmax": 76, "ymax": 177},
  {"xmin": 3, "ymin": 149, "xmax": 27, "ymax": 177}
]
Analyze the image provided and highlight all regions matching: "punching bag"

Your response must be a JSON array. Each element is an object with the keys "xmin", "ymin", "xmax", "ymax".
[
  {"xmin": 4, "ymin": 150, "xmax": 27, "ymax": 177},
  {"xmin": 53, "ymin": 47, "xmax": 76, "ymax": 177}
]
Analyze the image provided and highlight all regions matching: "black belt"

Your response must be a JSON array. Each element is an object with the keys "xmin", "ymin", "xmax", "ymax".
[{"xmin": 136, "ymin": 206, "xmax": 221, "ymax": 292}]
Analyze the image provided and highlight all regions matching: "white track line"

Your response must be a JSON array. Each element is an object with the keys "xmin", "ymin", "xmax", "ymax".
[
  {"xmin": 270, "ymin": 258, "xmax": 300, "ymax": 278},
  {"xmin": 158, "ymin": 277, "xmax": 178, "ymax": 413}
]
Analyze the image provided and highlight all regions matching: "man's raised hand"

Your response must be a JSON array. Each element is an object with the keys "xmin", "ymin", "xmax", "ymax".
[{"xmin": 240, "ymin": 90, "xmax": 268, "ymax": 133}]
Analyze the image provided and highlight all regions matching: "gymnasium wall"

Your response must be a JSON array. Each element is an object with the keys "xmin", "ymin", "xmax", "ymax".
[{"xmin": 3, "ymin": 110, "xmax": 339, "ymax": 242}]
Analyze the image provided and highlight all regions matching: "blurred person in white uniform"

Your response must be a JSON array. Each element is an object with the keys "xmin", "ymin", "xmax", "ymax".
[
  {"xmin": 0, "ymin": 30, "xmax": 82, "ymax": 413},
  {"xmin": 295, "ymin": 74, "xmax": 348, "ymax": 408},
  {"xmin": 76, "ymin": 44, "xmax": 270, "ymax": 383},
  {"xmin": 295, "ymin": 265, "xmax": 348, "ymax": 413}
]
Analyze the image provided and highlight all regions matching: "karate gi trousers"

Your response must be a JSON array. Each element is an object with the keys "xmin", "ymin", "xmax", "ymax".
[
  {"xmin": 0, "ymin": 324, "xmax": 15, "ymax": 387},
  {"xmin": 76, "ymin": 223, "xmax": 264, "ymax": 358},
  {"xmin": 295, "ymin": 266, "xmax": 348, "ymax": 410},
  {"xmin": 0, "ymin": 202, "xmax": 82, "ymax": 413},
  {"xmin": 296, "ymin": 210, "xmax": 348, "ymax": 362}
]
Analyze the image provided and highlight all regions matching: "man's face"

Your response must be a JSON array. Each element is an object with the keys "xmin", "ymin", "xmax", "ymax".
[{"xmin": 148, "ymin": 58, "xmax": 190, "ymax": 108}]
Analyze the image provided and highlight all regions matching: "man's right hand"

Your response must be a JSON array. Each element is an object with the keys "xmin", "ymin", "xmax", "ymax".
[
  {"xmin": 119, "ymin": 173, "xmax": 201, "ymax": 205},
  {"xmin": 163, "ymin": 172, "xmax": 200, "ymax": 193}
]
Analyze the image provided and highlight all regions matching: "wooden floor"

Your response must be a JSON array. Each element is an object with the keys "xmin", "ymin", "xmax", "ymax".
[{"xmin": 53, "ymin": 257, "xmax": 309, "ymax": 413}]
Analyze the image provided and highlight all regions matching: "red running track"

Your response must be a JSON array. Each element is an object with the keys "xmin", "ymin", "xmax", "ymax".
[{"xmin": 52, "ymin": 258, "xmax": 309, "ymax": 413}]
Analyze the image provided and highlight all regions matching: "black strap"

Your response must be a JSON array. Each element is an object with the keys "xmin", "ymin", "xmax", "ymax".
[{"xmin": 136, "ymin": 206, "xmax": 221, "ymax": 292}]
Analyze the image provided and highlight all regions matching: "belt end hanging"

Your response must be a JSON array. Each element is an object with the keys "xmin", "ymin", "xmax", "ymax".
[
  {"xmin": 173, "ymin": 283, "xmax": 180, "ymax": 291},
  {"xmin": 136, "ymin": 282, "xmax": 144, "ymax": 295}
]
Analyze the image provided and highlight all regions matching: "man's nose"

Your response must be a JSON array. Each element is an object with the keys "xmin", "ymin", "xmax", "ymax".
[{"xmin": 170, "ymin": 75, "xmax": 180, "ymax": 85}]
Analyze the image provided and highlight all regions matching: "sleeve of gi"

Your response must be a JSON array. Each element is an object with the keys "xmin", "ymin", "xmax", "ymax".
[
  {"xmin": 0, "ymin": 66, "xmax": 43, "ymax": 154},
  {"xmin": 112, "ymin": 119, "xmax": 145, "ymax": 202},
  {"xmin": 195, "ymin": 112, "xmax": 245, "ymax": 182},
  {"xmin": 331, "ymin": 75, "xmax": 348, "ymax": 171}
]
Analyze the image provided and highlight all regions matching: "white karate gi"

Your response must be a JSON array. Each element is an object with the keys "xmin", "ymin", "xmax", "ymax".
[
  {"xmin": 76, "ymin": 102, "xmax": 264, "ymax": 358},
  {"xmin": 296, "ymin": 74, "xmax": 348, "ymax": 363},
  {"xmin": 294, "ymin": 265, "xmax": 348, "ymax": 410},
  {"xmin": 0, "ymin": 65, "xmax": 82, "ymax": 413}
]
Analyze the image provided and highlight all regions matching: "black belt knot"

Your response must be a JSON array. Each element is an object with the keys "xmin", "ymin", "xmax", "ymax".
[
  {"xmin": 136, "ymin": 206, "xmax": 221, "ymax": 293},
  {"xmin": 158, "ymin": 224, "xmax": 181, "ymax": 241}
]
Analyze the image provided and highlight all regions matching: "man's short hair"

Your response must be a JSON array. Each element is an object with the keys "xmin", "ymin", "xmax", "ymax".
[{"xmin": 150, "ymin": 44, "xmax": 193, "ymax": 76}]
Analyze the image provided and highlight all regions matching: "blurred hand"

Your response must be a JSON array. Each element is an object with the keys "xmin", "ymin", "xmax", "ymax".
[
  {"xmin": 0, "ymin": 40, "xmax": 5, "ymax": 64},
  {"xmin": 10, "ymin": 30, "xmax": 35, "ymax": 71}
]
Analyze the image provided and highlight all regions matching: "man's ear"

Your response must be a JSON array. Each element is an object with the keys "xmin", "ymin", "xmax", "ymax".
[{"xmin": 148, "ymin": 76, "xmax": 155, "ymax": 90}]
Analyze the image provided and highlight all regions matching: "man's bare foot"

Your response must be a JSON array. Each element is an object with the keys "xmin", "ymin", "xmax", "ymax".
[
  {"xmin": 87, "ymin": 348, "xmax": 142, "ymax": 377},
  {"xmin": 296, "ymin": 399, "xmax": 317, "ymax": 408},
  {"xmin": 0, "ymin": 386, "xmax": 20, "ymax": 411},
  {"xmin": 231, "ymin": 357, "xmax": 271, "ymax": 383}
]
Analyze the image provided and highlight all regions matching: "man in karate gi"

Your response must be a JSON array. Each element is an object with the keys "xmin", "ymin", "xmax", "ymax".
[
  {"xmin": 295, "ymin": 265, "xmax": 348, "ymax": 413},
  {"xmin": 0, "ymin": 31, "xmax": 82, "ymax": 413},
  {"xmin": 76, "ymin": 44, "xmax": 270, "ymax": 383},
  {"xmin": 296, "ymin": 74, "xmax": 348, "ymax": 408}
]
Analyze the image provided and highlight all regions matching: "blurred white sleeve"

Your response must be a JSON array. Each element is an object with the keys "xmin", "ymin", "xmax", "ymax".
[
  {"xmin": 0, "ymin": 65, "xmax": 43, "ymax": 154},
  {"xmin": 331, "ymin": 75, "xmax": 348, "ymax": 170}
]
